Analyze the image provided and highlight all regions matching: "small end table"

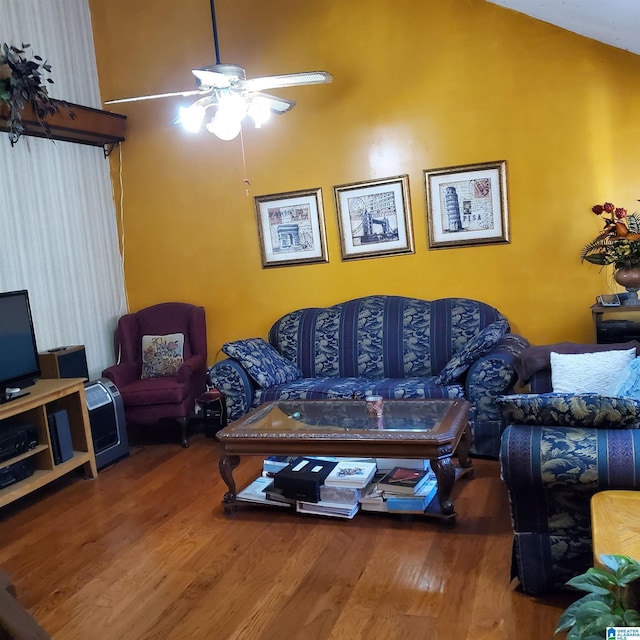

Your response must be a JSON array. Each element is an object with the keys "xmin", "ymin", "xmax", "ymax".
[
  {"xmin": 590, "ymin": 490, "xmax": 640, "ymax": 565},
  {"xmin": 195, "ymin": 388, "xmax": 227, "ymax": 437}
]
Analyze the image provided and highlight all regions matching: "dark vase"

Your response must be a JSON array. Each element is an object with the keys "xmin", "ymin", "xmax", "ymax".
[{"xmin": 614, "ymin": 266, "xmax": 640, "ymax": 305}]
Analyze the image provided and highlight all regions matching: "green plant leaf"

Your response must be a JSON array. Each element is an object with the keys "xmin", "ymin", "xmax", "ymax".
[
  {"xmin": 583, "ymin": 253, "xmax": 611, "ymax": 265},
  {"xmin": 623, "ymin": 608, "xmax": 640, "ymax": 626},
  {"xmin": 567, "ymin": 568, "xmax": 615, "ymax": 595},
  {"xmin": 574, "ymin": 599, "xmax": 616, "ymax": 624},
  {"xmin": 556, "ymin": 593, "xmax": 608, "ymax": 633}
]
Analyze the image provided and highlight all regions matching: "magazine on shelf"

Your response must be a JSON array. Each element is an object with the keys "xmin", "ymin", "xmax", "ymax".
[
  {"xmin": 263, "ymin": 455, "xmax": 299, "ymax": 474},
  {"xmin": 237, "ymin": 476, "xmax": 290, "ymax": 507},
  {"xmin": 264, "ymin": 485, "xmax": 296, "ymax": 505},
  {"xmin": 319, "ymin": 484, "xmax": 361, "ymax": 505},
  {"xmin": 358, "ymin": 483, "xmax": 388, "ymax": 512},
  {"xmin": 377, "ymin": 467, "xmax": 432, "ymax": 495},
  {"xmin": 324, "ymin": 460, "xmax": 377, "ymax": 488},
  {"xmin": 297, "ymin": 499, "xmax": 360, "ymax": 519},
  {"xmin": 385, "ymin": 480, "xmax": 438, "ymax": 513}
]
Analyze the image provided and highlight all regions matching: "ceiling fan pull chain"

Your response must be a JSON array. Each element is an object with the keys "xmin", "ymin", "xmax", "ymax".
[{"xmin": 240, "ymin": 128, "xmax": 250, "ymax": 195}]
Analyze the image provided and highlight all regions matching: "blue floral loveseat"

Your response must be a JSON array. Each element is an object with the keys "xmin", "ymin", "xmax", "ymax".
[{"xmin": 209, "ymin": 295, "xmax": 528, "ymax": 457}]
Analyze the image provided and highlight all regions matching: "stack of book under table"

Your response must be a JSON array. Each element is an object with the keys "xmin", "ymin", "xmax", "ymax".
[{"xmin": 236, "ymin": 456, "xmax": 438, "ymax": 519}]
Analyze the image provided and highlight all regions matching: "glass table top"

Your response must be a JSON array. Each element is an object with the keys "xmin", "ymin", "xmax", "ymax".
[{"xmin": 224, "ymin": 399, "xmax": 462, "ymax": 436}]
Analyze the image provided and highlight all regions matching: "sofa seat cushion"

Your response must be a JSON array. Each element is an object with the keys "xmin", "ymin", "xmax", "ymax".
[
  {"xmin": 255, "ymin": 377, "xmax": 370, "ymax": 404},
  {"xmin": 119, "ymin": 377, "xmax": 189, "ymax": 407},
  {"xmin": 363, "ymin": 377, "xmax": 464, "ymax": 400}
]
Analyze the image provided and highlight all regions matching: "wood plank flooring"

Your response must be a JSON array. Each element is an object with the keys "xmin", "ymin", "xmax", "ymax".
[{"xmin": 0, "ymin": 434, "xmax": 574, "ymax": 639}]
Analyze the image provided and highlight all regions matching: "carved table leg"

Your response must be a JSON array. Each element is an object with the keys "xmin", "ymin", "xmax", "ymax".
[
  {"xmin": 430, "ymin": 456, "xmax": 457, "ymax": 516},
  {"xmin": 457, "ymin": 423, "xmax": 473, "ymax": 473},
  {"xmin": 219, "ymin": 453, "xmax": 240, "ymax": 511}
]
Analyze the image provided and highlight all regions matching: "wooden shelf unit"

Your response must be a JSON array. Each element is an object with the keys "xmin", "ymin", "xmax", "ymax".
[
  {"xmin": 0, "ymin": 378, "xmax": 97, "ymax": 509},
  {"xmin": 0, "ymin": 100, "xmax": 126, "ymax": 148}
]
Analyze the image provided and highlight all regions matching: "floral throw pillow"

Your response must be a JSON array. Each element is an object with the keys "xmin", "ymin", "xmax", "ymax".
[
  {"xmin": 496, "ymin": 393, "xmax": 640, "ymax": 429},
  {"xmin": 141, "ymin": 333, "xmax": 185, "ymax": 379},
  {"xmin": 222, "ymin": 338, "xmax": 302, "ymax": 389},
  {"xmin": 436, "ymin": 318, "xmax": 509, "ymax": 385}
]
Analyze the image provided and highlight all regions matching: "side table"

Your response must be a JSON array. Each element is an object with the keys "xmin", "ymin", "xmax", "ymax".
[
  {"xmin": 195, "ymin": 389, "xmax": 227, "ymax": 438},
  {"xmin": 590, "ymin": 490, "xmax": 640, "ymax": 565},
  {"xmin": 592, "ymin": 302, "xmax": 640, "ymax": 344}
]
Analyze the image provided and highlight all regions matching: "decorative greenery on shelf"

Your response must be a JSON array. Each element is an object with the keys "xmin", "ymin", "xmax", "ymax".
[
  {"xmin": 555, "ymin": 554, "xmax": 640, "ymax": 639},
  {"xmin": 0, "ymin": 42, "xmax": 73, "ymax": 146}
]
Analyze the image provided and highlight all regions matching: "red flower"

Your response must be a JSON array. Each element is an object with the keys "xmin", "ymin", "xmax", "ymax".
[
  {"xmin": 603, "ymin": 202, "xmax": 615, "ymax": 213},
  {"xmin": 592, "ymin": 204, "xmax": 604, "ymax": 215},
  {"xmin": 615, "ymin": 208, "xmax": 628, "ymax": 219}
]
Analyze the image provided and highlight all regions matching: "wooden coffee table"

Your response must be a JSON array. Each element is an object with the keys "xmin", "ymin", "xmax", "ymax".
[
  {"xmin": 591, "ymin": 490, "xmax": 640, "ymax": 565},
  {"xmin": 216, "ymin": 398, "xmax": 473, "ymax": 523}
]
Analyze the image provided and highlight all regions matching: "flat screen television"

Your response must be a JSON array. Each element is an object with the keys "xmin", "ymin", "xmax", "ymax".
[{"xmin": 0, "ymin": 290, "xmax": 41, "ymax": 403}]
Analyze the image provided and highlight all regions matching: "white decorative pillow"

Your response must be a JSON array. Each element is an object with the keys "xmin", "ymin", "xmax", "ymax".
[
  {"xmin": 141, "ymin": 333, "xmax": 185, "ymax": 379},
  {"xmin": 550, "ymin": 348, "xmax": 636, "ymax": 394}
]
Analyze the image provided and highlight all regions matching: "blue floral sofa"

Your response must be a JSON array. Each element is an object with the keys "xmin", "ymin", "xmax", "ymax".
[
  {"xmin": 208, "ymin": 295, "xmax": 529, "ymax": 457},
  {"xmin": 499, "ymin": 341, "xmax": 640, "ymax": 594}
]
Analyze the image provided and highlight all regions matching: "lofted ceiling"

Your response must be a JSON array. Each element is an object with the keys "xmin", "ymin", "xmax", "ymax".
[{"xmin": 486, "ymin": 0, "xmax": 640, "ymax": 55}]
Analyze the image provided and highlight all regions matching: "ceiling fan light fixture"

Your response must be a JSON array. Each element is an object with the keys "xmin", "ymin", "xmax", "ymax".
[
  {"xmin": 178, "ymin": 104, "xmax": 206, "ymax": 133},
  {"xmin": 206, "ymin": 109, "xmax": 242, "ymax": 140},
  {"xmin": 248, "ymin": 97, "xmax": 271, "ymax": 128},
  {"xmin": 217, "ymin": 92, "xmax": 248, "ymax": 119}
]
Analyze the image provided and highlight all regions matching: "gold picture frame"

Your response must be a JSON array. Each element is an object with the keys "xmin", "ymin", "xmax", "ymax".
[
  {"xmin": 424, "ymin": 160, "xmax": 509, "ymax": 249},
  {"xmin": 254, "ymin": 188, "xmax": 329, "ymax": 268},
  {"xmin": 333, "ymin": 175, "xmax": 414, "ymax": 261}
]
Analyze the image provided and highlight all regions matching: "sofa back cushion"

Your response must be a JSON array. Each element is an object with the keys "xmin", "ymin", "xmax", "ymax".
[{"xmin": 268, "ymin": 295, "xmax": 505, "ymax": 379}]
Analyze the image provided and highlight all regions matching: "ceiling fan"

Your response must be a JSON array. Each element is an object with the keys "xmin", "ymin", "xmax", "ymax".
[{"xmin": 104, "ymin": 0, "xmax": 332, "ymax": 140}]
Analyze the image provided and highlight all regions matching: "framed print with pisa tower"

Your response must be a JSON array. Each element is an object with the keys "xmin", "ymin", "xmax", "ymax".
[{"xmin": 424, "ymin": 160, "xmax": 509, "ymax": 249}]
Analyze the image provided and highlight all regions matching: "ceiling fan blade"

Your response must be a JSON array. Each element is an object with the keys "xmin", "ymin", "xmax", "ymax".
[
  {"xmin": 253, "ymin": 92, "xmax": 296, "ymax": 114},
  {"xmin": 104, "ymin": 89, "xmax": 209, "ymax": 105},
  {"xmin": 192, "ymin": 67, "xmax": 233, "ymax": 88},
  {"xmin": 244, "ymin": 71, "xmax": 333, "ymax": 93}
]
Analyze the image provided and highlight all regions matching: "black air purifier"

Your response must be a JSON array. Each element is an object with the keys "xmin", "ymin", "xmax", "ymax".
[{"xmin": 84, "ymin": 378, "xmax": 129, "ymax": 469}]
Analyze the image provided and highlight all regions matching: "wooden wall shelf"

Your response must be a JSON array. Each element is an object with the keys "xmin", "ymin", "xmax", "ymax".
[{"xmin": 0, "ymin": 100, "xmax": 126, "ymax": 148}]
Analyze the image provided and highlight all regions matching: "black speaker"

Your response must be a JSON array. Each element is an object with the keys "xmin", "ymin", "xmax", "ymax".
[{"xmin": 38, "ymin": 345, "xmax": 89, "ymax": 381}]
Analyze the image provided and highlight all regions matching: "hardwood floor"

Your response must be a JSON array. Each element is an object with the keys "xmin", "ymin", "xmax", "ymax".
[{"xmin": 0, "ymin": 435, "xmax": 574, "ymax": 639}]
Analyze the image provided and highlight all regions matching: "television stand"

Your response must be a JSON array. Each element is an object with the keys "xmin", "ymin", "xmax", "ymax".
[
  {"xmin": 0, "ymin": 391, "xmax": 30, "ymax": 405},
  {"xmin": 0, "ymin": 378, "xmax": 97, "ymax": 509}
]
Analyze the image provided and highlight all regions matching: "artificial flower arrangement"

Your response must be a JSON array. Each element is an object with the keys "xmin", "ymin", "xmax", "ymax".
[{"xmin": 581, "ymin": 201, "xmax": 640, "ymax": 269}]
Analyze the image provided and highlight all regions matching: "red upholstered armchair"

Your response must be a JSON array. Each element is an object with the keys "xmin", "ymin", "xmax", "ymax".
[{"xmin": 102, "ymin": 302, "xmax": 207, "ymax": 448}]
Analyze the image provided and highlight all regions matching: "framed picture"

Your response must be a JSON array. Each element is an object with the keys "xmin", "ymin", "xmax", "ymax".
[
  {"xmin": 334, "ymin": 175, "xmax": 414, "ymax": 261},
  {"xmin": 254, "ymin": 188, "xmax": 329, "ymax": 268},
  {"xmin": 424, "ymin": 160, "xmax": 509, "ymax": 249}
]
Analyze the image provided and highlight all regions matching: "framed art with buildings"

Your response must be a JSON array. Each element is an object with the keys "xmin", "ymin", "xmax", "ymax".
[
  {"xmin": 333, "ymin": 175, "xmax": 414, "ymax": 260},
  {"xmin": 254, "ymin": 188, "xmax": 328, "ymax": 268},
  {"xmin": 424, "ymin": 160, "xmax": 509, "ymax": 249}
]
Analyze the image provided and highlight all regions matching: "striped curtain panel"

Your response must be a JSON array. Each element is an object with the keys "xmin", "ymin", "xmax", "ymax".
[{"xmin": 0, "ymin": 0, "xmax": 127, "ymax": 379}]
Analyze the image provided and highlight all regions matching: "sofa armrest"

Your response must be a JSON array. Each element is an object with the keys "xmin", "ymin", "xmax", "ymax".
[
  {"xmin": 500, "ymin": 423, "xmax": 640, "ymax": 593},
  {"xmin": 207, "ymin": 358, "xmax": 256, "ymax": 422},
  {"xmin": 102, "ymin": 361, "xmax": 138, "ymax": 389},
  {"xmin": 465, "ymin": 333, "xmax": 529, "ymax": 422}
]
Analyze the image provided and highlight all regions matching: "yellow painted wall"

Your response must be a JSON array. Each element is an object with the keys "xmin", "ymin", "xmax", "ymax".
[{"xmin": 89, "ymin": 0, "xmax": 640, "ymax": 363}]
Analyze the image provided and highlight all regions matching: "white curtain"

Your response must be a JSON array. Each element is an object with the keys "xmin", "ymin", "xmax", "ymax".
[{"xmin": 0, "ymin": 0, "xmax": 127, "ymax": 380}]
